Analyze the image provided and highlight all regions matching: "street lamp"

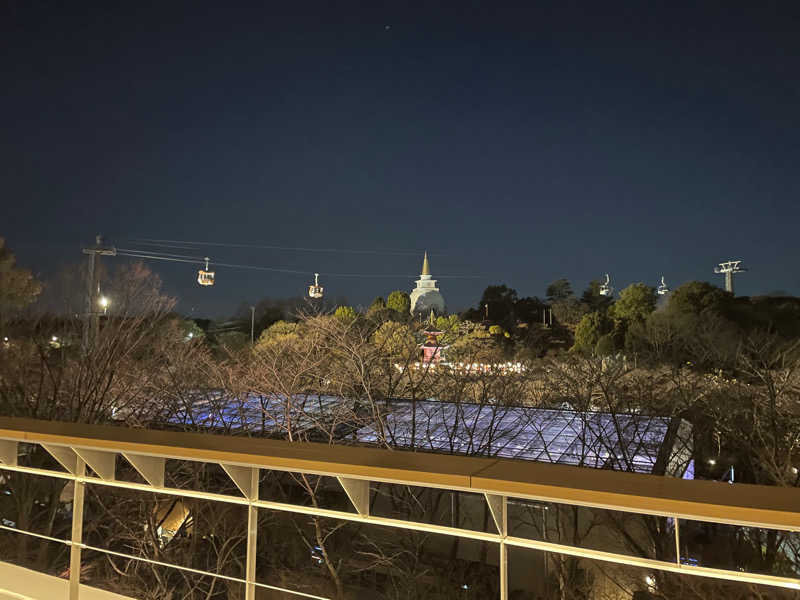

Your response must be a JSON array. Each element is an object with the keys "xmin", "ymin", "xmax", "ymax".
[{"xmin": 99, "ymin": 296, "xmax": 110, "ymax": 315}]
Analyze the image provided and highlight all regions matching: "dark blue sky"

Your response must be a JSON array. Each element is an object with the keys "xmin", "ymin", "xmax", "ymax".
[{"xmin": 3, "ymin": 1, "xmax": 799, "ymax": 317}]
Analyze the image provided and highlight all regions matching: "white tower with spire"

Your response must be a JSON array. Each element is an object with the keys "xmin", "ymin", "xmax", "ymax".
[{"xmin": 409, "ymin": 252, "xmax": 446, "ymax": 316}]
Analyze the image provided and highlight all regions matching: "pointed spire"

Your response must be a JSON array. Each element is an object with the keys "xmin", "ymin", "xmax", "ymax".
[{"xmin": 421, "ymin": 251, "xmax": 430, "ymax": 276}]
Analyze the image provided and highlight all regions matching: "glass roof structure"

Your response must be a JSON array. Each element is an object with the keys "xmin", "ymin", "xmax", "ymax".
[
  {"xmin": 158, "ymin": 394, "xmax": 692, "ymax": 475},
  {"xmin": 356, "ymin": 400, "xmax": 692, "ymax": 475},
  {"xmin": 161, "ymin": 392, "xmax": 354, "ymax": 437}
]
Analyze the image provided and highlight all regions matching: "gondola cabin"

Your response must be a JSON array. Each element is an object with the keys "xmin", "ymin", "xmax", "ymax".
[
  {"xmin": 599, "ymin": 273, "xmax": 613, "ymax": 297},
  {"xmin": 308, "ymin": 273, "xmax": 324, "ymax": 299},
  {"xmin": 197, "ymin": 257, "xmax": 215, "ymax": 287}
]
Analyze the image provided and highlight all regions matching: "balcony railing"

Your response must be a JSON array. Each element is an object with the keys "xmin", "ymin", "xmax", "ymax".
[{"xmin": 0, "ymin": 416, "xmax": 798, "ymax": 599}]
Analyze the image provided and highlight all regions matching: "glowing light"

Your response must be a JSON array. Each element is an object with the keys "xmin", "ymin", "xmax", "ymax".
[
  {"xmin": 51, "ymin": 336, "xmax": 58, "ymax": 342},
  {"xmin": 645, "ymin": 575, "xmax": 655, "ymax": 588},
  {"xmin": 99, "ymin": 296, "xmax": 109, "ymax": 308},
  {"xmin": 707, "ymin": 459, "xmax": 716, "ymax": 466}
]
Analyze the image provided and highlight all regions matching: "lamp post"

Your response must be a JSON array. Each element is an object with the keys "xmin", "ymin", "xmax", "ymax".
[
  {"xmin": 250, "ymin": 306, "xmax": 255, "ymax": 345},
  {"xmin": 99, "ymin": 296, "xmax": 110, "ymax": 315},
  {"xmin": 81, "ymin": 234, "xmax": 116, "ymax": 352}
]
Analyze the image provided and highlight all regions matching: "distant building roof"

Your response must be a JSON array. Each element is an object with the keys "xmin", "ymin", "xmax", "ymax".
[{"xmin": 421, "ymin": 251, "xmax": 431, "ymax": 276}]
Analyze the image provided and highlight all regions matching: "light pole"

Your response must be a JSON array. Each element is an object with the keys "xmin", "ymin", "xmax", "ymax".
[
  {"xmin": 81, "ymin": 235, "xmax": 116, "ymax": 352},
  {"xmin": 99, "ymin": 296, "xmax": 110, "ymax": 315},
  {"xmin": 250, "ymin": 306, "xmax": 255, "ymax": 345}
]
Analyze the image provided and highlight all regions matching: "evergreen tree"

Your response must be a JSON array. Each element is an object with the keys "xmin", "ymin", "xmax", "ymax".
[
  {"xmin": 572, "ymin": 311, "xmax": 611, "ymax": 354},
  {"xmin": 610, "ymin": 283, "xmax": 657, "ymax": 323},
  {"xmin": 386, "ymin": 290, "xmax": 411, "ymax": 315},
  {"xmin": 546, "ymin": 279, "xmax": 573, "ymax": 303},
  {"xmin": 334, "ymin": 305, "xmax": 358, "ymax": 321}
]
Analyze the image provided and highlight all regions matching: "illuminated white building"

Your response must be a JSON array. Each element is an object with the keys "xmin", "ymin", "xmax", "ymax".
[{"xmin": 409, "ymin": 252, "xmax": 446, "ymax": 316}]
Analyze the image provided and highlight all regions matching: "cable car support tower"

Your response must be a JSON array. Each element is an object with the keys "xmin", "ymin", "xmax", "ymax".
[{"xmin": 714, "ymin": 260, "xmax": 747, "ymax": 295}]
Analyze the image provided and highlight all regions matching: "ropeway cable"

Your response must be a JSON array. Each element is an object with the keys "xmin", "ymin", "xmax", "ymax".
[
  {"xmin": 116, "ymin": 249, "xmax": 482, "ymax": 279},
  {"xmin": 127, "ymin": 237, "xmax": 441, "ymax": 257},
  {"xmin": 116, "ymin": 247, "xmax": 206, "ymax": 261}
]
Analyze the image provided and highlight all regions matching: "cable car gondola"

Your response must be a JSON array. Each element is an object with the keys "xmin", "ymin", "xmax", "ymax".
[
  {"xmin": 308, "ymin": 273, "xmax": 324, "ymax": 299},
  {"xmin": 657, "ymin": 276, "xmax": 670, "ymax": 295},
  {"xmin": 197, "ymin": 257, "xmax": 215, "ymax": 286},
  {"xmin": 599, "ymin": 273, "xmax": 613, "ymax": 297}
]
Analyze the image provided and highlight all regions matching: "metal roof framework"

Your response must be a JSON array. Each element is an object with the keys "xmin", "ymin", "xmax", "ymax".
[
  {"xmin": 161, "ymin": 392, "xmax": 355, "ymax": 437},
  {"xmin": 0, "ymin": 417, "xmax": 798, "ymax": 600},
  {"xmin": 162, "ymin": 395, "xmax": 692, "ymax": 475},
  {"xmin": 356, "ymin": 400, "xmax": 691, "ymax": 474}
]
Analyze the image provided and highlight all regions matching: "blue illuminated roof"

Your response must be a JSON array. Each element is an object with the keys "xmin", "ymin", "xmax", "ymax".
[
  {"xmin": 356, "ymin": 400, "xmax": 690, "ymax": 474},
  {"xmin": 159, "ymin": 394, "xmax": 691, "ymax": 475},
  {"xmin": 161, "ymin": 392, "xmax": 354, "ymax": 436}
]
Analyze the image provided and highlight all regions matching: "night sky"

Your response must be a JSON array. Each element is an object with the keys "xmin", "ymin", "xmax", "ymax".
[{"xmin": 3, "ymin": 1, "xmax": 799, "ymax": 317}]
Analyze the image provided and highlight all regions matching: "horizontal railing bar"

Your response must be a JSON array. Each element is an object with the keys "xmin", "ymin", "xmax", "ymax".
[
  {"xmin": 485, "ymin": 489, "xmax": 800, "ymax": 532},
  {"xmin": 0, "ymin": 417, "xmax": 798, "ymax": 532},
  {"xmin": 0, "ymin": 464, "xmax": 498, "ymax": 544},
  {"xmin": 2, "ymin": 455, "xmax": 799, "ymax": 534},
  {"xmin": 0, "ymin": 464, "xmax": 800, "ymax": 539},
  {"xmin": 2, "ymin": 503, "xmax": 798, "ymax": 593},
  {"xmin": 0, "ymin": 463, "xmax": 74, "ymax": 481},
  {"xmin": 252, "ymin": 580, "xmax": 331, "ymax": 600},
  {"xmin": 81, "ymin": 544, "xmax": 245, "ymax": 585},
  {"xmin": 505, "ymin": 536, "xmax": 800, "ymax": 591},
  {"xmin": 252, "ymin": 498, "xmax": 501, "ymax": 541},
  {"xmin": 0, "ymin": 463, "xmax": 250, "ymax": 504},
  {"xmin": 0, "ymin": 525, "xmax": 329, "ymax": 599},
  {"xmin": 0, "ymin": 523, "xmax": 72, "ymax": 546},
  {"xmin": 0, "ymin": 465, "xmax": 495, "ymax": 543},
  {"xmin": 79, "ymin": 544, "xmax": 331, "ymax": 600}
]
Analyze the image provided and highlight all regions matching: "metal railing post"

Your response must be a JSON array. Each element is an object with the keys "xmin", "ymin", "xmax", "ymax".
[
  {"xmin": 500, "ymin": 495, "xmax": 508, "ymax": 600},
  {"xmin": 69, "ymin": 457, "xmax": 86, "ymax": 600},
  {"xmin": 245, "ymin": 468, "xmax": 259, "ymax": 600},
  {"xmin": 674, "ymin": 517, "xmax": 681, "ymax": 565}
]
